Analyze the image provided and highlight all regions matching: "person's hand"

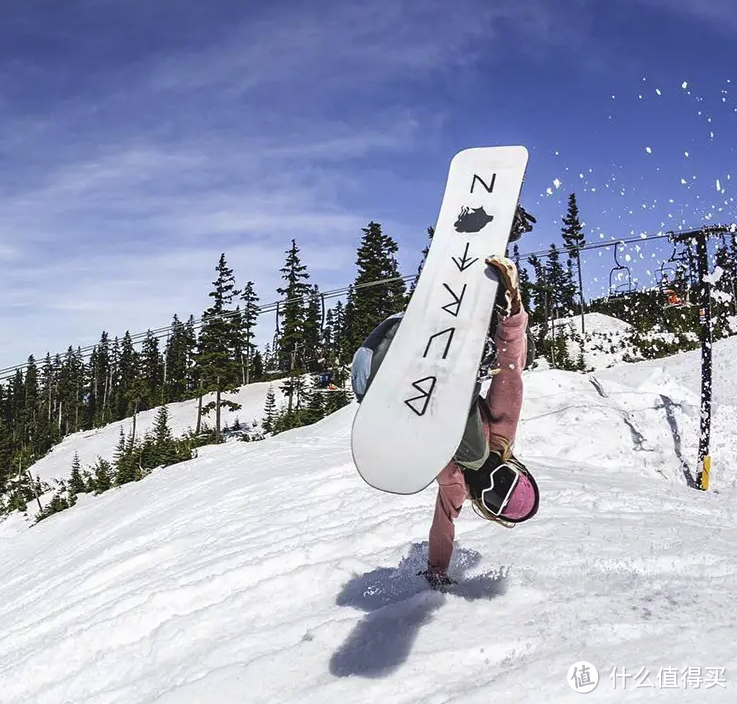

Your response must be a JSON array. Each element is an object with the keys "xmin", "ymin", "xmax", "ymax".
[{"xmin": 485, "ymin": 255, "xmax": 521, "ymax": 316}]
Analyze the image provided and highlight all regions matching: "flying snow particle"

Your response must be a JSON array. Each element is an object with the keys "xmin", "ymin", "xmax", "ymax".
[
  {"xmin": 703, "ymin": 267, "xmax": 724, "ymax": 285},
  {"xmin": 681, "ymin": 178, "xmax": 687, "ymax": 185},
  {"xmin": 645, "ymin": 147, "xmax": 652, "ymax": 154},
  {"xmin": 684, "ymin": 151, "xmax": 690, "ymax": 157},
  {"xmin": 656, "ymin": 88, "xmax": 662, "ymax": 95},
  {"xmin": 553, "ymin": 178, "xmax": 561, "ymax": 189},
  {"xmin": 682, "ymin": 81, "xmax": 689, "ymax": 89},
  {"xmin": 546, "ymin": 187, "xmax": 553, "ymax": 195},
  {"xmin": 716, "ymin": 179, "xmax": 722, "ymax": 191}
]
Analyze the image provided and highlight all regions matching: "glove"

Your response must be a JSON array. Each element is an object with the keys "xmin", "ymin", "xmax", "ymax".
[{"xmin": 486, "ymin": 255, "xmax": 521, "ymax": 317}]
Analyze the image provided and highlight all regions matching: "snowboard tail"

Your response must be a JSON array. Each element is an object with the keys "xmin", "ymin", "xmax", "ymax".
[{"xmin": 351, "ymin": 146, "xmax": 529, "ymax": 494}]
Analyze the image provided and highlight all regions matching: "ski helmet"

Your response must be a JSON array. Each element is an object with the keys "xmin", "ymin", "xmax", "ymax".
[
  {"xmin": 351, "ymin": 313, "xmax": 403, "ymax": 402},
  {"xmin": 464, "ymin": 453, "xmax": 539, "ymax": 523}
]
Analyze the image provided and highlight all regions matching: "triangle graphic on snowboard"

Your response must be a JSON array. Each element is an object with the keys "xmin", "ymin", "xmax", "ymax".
[{"xmin": 404, "ymin": 376, "xmax": 437, "ymax": 417}]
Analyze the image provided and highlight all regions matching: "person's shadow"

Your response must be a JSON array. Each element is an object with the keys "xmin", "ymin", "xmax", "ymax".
[{"xmin": 329, "ymin": 542, "xmax": 508, "ymax": 678}]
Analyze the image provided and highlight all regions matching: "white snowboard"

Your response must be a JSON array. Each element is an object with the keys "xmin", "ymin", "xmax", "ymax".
[{"xmin": 351, "ymin": 146, "xmax": 529, "ymax": 494}]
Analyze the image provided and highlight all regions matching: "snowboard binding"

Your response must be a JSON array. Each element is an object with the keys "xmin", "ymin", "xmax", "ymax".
[{"xmin": 509, "ymin": 204, "xmax": 536, "ymax": 242}]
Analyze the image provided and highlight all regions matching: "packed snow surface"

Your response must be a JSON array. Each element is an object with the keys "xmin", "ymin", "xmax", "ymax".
[{"xmin": 2, "ymin": 338, "xmax": 737, "ymax": 702}]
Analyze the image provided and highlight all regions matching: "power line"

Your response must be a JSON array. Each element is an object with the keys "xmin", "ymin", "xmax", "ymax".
[{"xmin": 0, "ymin": 274, "xmax": 417, "ymax": 381}]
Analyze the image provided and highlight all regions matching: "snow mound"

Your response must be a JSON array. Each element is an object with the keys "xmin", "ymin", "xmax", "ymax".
[
  {"xmin": 532, "ymin": 311, "xmax": 638, "ymax": 370},
  {"xmin": 28, "ymin": 380, "xmax": 290, "ymax": 484}
]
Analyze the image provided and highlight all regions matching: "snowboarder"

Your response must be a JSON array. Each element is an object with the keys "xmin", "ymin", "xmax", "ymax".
[{"xmin": 351, "ymin": 253, "xmax": 539, "ymax": 589}]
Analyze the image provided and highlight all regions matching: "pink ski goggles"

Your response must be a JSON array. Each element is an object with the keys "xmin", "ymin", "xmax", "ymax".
[{"xmin": 481, "ymin": 461, "xmax": 539, "ymax": 521}]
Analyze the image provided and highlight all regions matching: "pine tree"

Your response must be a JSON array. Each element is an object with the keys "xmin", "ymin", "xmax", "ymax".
[
  {"xmin": 276, "ymin": 239, "xmax": 311, "ymax": 373},
  {"xmin": 140, "ymin": 331, "xmax": 164, "ymax": 408},
  {"xmin": 0, "ymin": 420, "xmax": 13, "ymax": 494},
  {"xmin": 545, "ymin": 244, "xmax": 567, "ymax": 316},
  {"xmin": 164, "ymin": 315, "xmax": 194, "ymax": 402},
  {"xmin": 347, "ymin": 222, "xmax": 406, "ymax": 352},
  {"xmin": 150, "ymin": 405, "xmax": 177, "ymax": 466},
  {"xmin": 239, "ymin": 281, "xmax": 260, "ymax": 384},
  {"xmin": 69, "ymin": 452, "xmax": 86, "ymax": 495},
  {"xmin": 527, "ymin": 255, "xmax": 548, "ymax": 325},
  {"xmin": 114, "ymin": 427, "xmax": 136, "ymax": 485},
  {"xmin": 408, "ymin": 226, "xmax": 434, "ymax": 297},
  {"xmin": 115, "ymin": 332, "xmax": 139, "ymax": 418},
  {"xmin": 331, "ymin": 300, "xmax": 348, "ymax": 364},
  {"xmin": 262, "ymin": 386, "xmax": 277, "ymax": 434},
  {"xmin": 561, "ymin": 193, "xmax": 587, "ymax": 329},
  {"xmin": 88, "ymin": 333, "xmax": 112, "ymax": 426},
  {"xmin": 276, "ymin": 240, "xmax": 312, "ymax": 412},
  {"xmin": 22, "ymin": 356, "xmax": 39, "ymax": 446},
  {"xmin": 300, "ymin": 385, "xmax": 325, "ymax": 426},
  {"xmin": 93, "ymin": 458, "xmax": 112, "ymax": 494},
  {"xmin": 195, "ymin": 253, "xmax": 243, "ymax": 442},
  {"xmin": 251, "ymin": 350, "xmax": 264, "ymax": 381},
  {"xmin": 304, "ymin": 285, "xmax": 323, "ymax": 371},
  {"xmin": 323, "ymin": 309, "xmax": 335, "ymax": 355}
]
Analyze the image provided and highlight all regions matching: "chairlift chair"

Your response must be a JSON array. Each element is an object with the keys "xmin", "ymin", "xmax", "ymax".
[
  {"xmin": 608, "ymin": 245, "xmax": 637, "ymax": 298},
  {"xmin": 659, "ymin": 241, "xmax": 693, "ymax": 309}
]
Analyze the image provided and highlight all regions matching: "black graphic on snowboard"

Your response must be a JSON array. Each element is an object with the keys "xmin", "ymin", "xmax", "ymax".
[
  {"xmin": 404, "ymin": 376, "xmax": 437, "ymax": 416},
  {"xmin": 423, "ymin": 327, "xmax": 455, "ymax": 359},
  {"xmin": 471, "ymin": 173, "xmax": 496, "ymax": 194},
  {"xmin": 454, "ymin": 206, "xmax": 494, "ymax": 233},
  {"xmin": 451, "ymin": 242, "xmax": 478, "ymax": 272},
  {"xmin": 441, "ymin": 283, "xmax": 466, "ymax": 317}
]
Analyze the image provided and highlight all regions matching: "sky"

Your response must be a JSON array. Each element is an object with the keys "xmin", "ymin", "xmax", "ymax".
[{"xmin": 1, "ymin": 0, "xmax": 736, "ymax": 369}]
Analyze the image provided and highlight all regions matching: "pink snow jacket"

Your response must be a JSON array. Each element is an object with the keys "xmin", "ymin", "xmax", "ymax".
[{"xmin": 428, "ymin": 305, "xmax": 528, "ymax": 574}]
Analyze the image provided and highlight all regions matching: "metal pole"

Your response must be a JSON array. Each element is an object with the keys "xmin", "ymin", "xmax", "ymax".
[
  {"xmin": 695, "ymin": 231, "xmax": 712, "ymax": 490},
  {"xmin": 577, "ymin": 248, "xmax": 586, "ymax": 336}
]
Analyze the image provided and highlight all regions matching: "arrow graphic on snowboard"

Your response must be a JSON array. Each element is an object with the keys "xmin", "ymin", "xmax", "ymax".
[{"xmin": 451, "ymin": 242, "xmax": 478, "ymax": 272}]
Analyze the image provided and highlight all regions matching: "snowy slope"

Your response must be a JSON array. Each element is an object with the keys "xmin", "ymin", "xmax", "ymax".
[
  {"xmin": 29, "ymin": 380, "xmax": 290, "ymax": 484},
  {"xmin": 533, "ymin": 312, "xmax": 639, "ymax": 371},
  {"xmin": 1, "ymin": 341, "xmax": 737, "ymax": 702}
]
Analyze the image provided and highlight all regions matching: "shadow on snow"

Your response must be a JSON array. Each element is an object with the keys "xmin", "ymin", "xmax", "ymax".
[{"xmin": 329, "ymin": 542, "xmax": 508, "ymax": 678}]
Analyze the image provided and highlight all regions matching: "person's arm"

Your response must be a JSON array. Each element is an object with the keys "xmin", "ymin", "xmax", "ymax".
[{"xmin": 484, "ymin": 305, "xmax": 527, "ymax": 445}]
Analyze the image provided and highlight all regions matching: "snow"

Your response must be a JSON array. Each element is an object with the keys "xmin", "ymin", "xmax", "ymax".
[
  {"xmin": 532, "ymin": 312, "xmax": 639, "ymax": 370},
  {"xmin": 29, "ymin": 380, "xmax": 290, "ymax": 484},
  {"xmin": 2, "ymin": 336, "xmax": 737, "ymax": 702}
]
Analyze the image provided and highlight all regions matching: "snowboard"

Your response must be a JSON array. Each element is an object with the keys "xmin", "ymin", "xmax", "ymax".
[{"xmin": 351, "ymin": 146, "xmax": 529, "ymax": 494}]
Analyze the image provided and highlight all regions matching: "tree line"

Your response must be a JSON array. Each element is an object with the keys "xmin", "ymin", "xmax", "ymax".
[
  {"xmin": 2, "ymin": 192, "xmax": 735, "ymax": 516},
  {"xmin": 0, "ymin": 221, "xmax": 409, "ymax": 513}
]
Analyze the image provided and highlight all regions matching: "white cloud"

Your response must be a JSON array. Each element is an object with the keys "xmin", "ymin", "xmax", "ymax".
[{"xmin": 0, "ymin": 0, "xmax": 605, "ymax": 368}]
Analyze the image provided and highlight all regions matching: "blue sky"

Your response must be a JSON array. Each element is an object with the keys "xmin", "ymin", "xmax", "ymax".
[{"xmin": 1, "ymin": 0, "xmax": 736, "ymax": 367}]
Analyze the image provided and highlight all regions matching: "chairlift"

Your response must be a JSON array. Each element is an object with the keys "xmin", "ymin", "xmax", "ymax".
[
  {"xmin": 659, "ymin": 240, "xmax": 693, "ymax": 309},
  {"xmin": 608, "ymin": 245, "xmax": 637, "ymax": 298}
]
